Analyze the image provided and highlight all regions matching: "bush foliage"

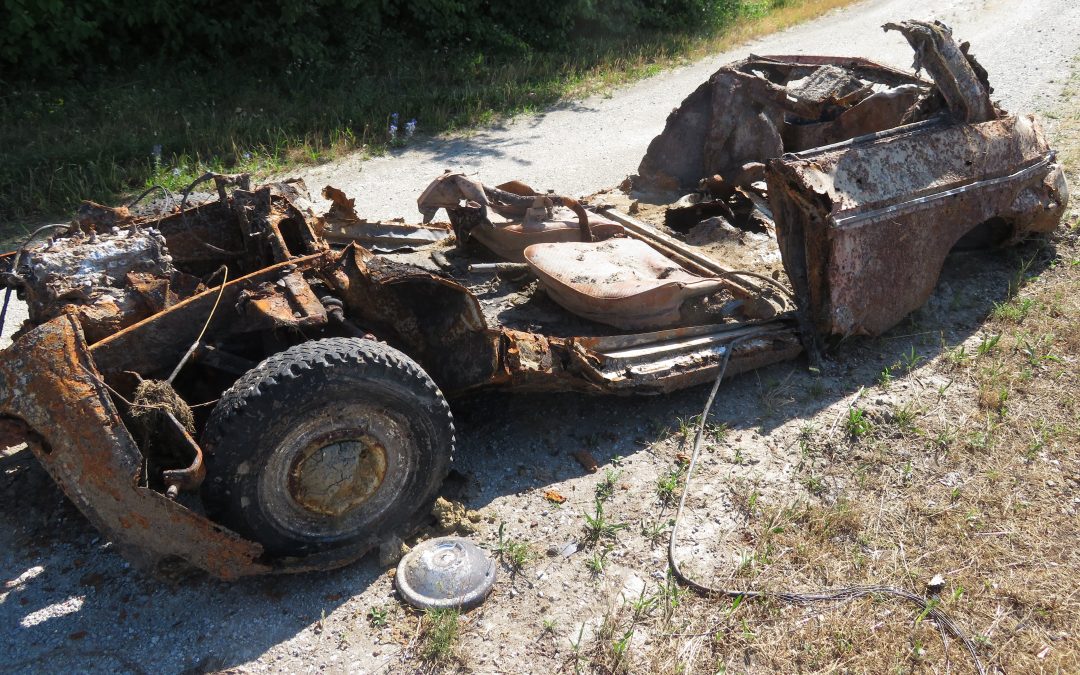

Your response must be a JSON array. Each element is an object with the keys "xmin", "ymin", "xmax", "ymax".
[{"xmin": 2, "ymin": 0, "xmax": 768, "ymax": 81}]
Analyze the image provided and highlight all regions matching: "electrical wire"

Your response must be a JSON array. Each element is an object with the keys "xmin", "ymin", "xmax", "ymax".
[
  {"xmin": 1, "ymin": 223, "xmax": 75, "ymax": 342},
  {"xmin": 0, "ymin": 287, "xmax": 11, "ymax": 343},
  {"xmin": 667, "ymin": 336, "xmax": 987, "ymax": 675},
  {"xmin": 177, "ymin": 172, "xmax": 244, "ymax": 256},
  {"xmin": 128, "ymin": 184, "xmax": 173, "ymax": 210},
  {"xmin": 167, "ymin": 266, "xmax": 229, "ymax": 384}
]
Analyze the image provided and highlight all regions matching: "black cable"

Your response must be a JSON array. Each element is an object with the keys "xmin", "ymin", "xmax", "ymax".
[
  {"xmin": 178, "ymin": 172, "xmax": 243, "ymax": 256},
  {"xmin": 0, "ymin": 286, "xmax": 11, "ymax": 343},
  {"xmin": 128, "ymin": 184, "xmax": 173, "ymax": 210},
  {"xmin": 667, "ymin": 335, "xmax": 987, "ymax": 675}
]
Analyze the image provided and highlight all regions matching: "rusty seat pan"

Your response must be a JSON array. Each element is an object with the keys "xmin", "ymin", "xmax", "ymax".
[
  {"xmin": 471, "ymin": 208, "xmax": 624, "ymax": 262},
  {"xmin": 523, "ymin": 239, "xmax": 726, "ymax": 330}
]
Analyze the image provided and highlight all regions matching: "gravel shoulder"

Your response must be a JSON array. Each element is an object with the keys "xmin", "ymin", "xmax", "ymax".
[{"xmin": 1, "ymin": 1, "xmax": 1078, "ymax": 673}]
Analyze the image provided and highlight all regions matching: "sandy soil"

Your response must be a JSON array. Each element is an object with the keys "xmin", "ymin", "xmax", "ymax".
[{"xmin": 1, "ymin": 1, "xmax": 1078, "ymax": 673}]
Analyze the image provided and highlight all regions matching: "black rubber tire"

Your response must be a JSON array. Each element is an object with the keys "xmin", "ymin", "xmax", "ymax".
[{"xmin": 201, "ymin": 337, "xmax": 453, "ymax": 558}]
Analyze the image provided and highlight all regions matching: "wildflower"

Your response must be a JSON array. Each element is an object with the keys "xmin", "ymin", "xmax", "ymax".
[
  {"xmin": 405, "ymin": 119, "xmax": 417, "ymax": 137},
  {"xmin": 388, "ymin": 124, "xmax": 398, "ymax": 140},
  {"xmin": 171, "ymin": 168, "xmax": 181, "ymax": 177},
  {"xmin": 151, "ymin": 144, "xmax": 162, "ymax": 161},
  {"xmin": 242, "ymin": 151, "xmax": 253, "ymax": 161}
]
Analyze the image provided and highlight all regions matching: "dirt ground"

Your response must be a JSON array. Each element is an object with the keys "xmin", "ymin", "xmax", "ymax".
[{"xmin": 2, "ymin": 1, "xmax": 1079, "ymax": 674}]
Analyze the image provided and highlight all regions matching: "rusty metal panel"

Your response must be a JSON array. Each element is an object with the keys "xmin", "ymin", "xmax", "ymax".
[
  {"xmin": 884, "ymin": 20, "xmax": 995, "ymax": 123},
  {"xmin": 768, "ymin": 114, "xmax": 1068, "ymax": 338},
  {"xmin": 636, "ymin": 55, "xmax": 930, "ymax": 193},
  {"xmin": 239, "ymin": 270, "xmax": 329, "ymax": 331},
  {"xmin": 494, "ymin": 321, "xmax": 802, "ymax": 395},
  {"xmin": 90, "ymin": 253, "xmax": 329, "ymax": 377},
  {"xmin": 0, "ymin": 316, "xmax": 270, "ymax": 579}
]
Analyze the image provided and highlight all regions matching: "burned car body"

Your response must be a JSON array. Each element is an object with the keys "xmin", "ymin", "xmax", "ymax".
[
  {"xmin": 636, "ymin": 20, "xmax": 1067, "ymax": 355},
  {"xmin": 0, "ymin": 21, "xmax": 1067, "ymax": 578}
]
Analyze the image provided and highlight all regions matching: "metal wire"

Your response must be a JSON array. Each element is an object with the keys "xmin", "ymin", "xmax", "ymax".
[
  {"xmin": 128, "ymin": 184, "xmax": 173, "ymax": 210},
  {"xmin": 0, "ymin": 286, "xmax": 11, "ymax": 343},
  {"xmin": 667, "ymin": 339, "xmax": 987, "ymax": 675},
  {"xmin": 177, "ymin": 172, "xmax": 244, "ymax": 256}
]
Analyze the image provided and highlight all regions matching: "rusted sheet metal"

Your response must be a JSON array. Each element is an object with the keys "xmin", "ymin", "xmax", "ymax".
[
  {"xmin": 636, "ymin": 55, "xmax": 931, "ymax": 193},
  {"xmin": 417, "ymin": 172, "xmax": 624, "ymax": 262},
  {"xmin": 90, "ymin": 253, "xmax": 330, "ymax": 377},
  {"xmin": 239, "ymin": 270, "xmax": 329, "ymax": 331},
  {"xmin": 0, "ymin": 316, "xmax": 270, "ymax": 579},
  {"xmin": 884, "ymin": 20, "xmax": 995, "ymax": 123},
  {"xmin": 318, "ymin": 185, "xmax": 452, "ymax": 251},
  {"xmin": 570, "ymin": 322, "xmax": 802, "ymax": 393},
  {"xmin": 497, "ymin": 321, "xmax": 802, "ymax": 394},
  {"xmin": 768, "ymin": 114, "xmax": 1068, "ymax": 339},
  {"xmin": 326, "ymin": 246, "xmax": 503, "ymax": 393}
]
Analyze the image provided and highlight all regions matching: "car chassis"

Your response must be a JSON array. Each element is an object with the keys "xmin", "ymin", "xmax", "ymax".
[{"xmin": 0, "ymin": 21, "xmax": 1067, "ymax": 578}]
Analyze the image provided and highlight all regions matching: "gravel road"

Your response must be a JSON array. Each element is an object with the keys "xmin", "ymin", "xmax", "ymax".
[{"xmin": 1, "ymin": 1, "xmax": 1078, "ymax": 673}]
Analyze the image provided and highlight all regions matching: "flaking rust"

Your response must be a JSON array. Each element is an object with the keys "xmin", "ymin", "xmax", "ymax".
[{"xmin": 0, "ymin": 18, "xmax": 1068, "ymax": 579}]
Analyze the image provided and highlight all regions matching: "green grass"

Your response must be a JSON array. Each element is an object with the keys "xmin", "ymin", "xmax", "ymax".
[
  {"xmin": 843, "ymin": 408, "xmax": 872, "ymax": 438},
  {"xmin": 421, "ymin": 608, "xmax": 461, "ymax": 664},
  {"xmin": 0, "ymin": 0, "xmax": 860, "ymax": 251},
  {"xmin": 494, "ymin": 522, "xmax": 533, "ymax": 572}
]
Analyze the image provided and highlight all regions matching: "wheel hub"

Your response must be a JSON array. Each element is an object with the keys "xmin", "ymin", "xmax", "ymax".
[{"xmin": 288, "ymin": 432, "xmax": 388, "ymax": 517}]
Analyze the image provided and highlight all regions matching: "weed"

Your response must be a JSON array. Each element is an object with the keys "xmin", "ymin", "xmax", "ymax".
[
  {"xmin": 936, "ymin": 379, "xmax": 954, "ymax": 398},
  {"xmin": 655, "ymin": 568, "xmax": 685, "ymax": 624},
  {"xmin": 747, "ymin": 490, "xmax": 760, "ymax": 515},
  {"xmin": 367, "ymin": 606, "xmax": 389, "ymax": 628},
  {"xmin": 900, "ymin": 460, "xmax": 913, "ymax": 484},
  {"xmin": 1017, "ymin": 333, "xmax": 1061, "ymax": 368},
  {"xmin": 628, "ymin": 586, "xmax": 659, "ymax": 621},
  {"xmin": 977, "ymin": 333, "xmax": 1002, "ymax": 357},
  {"xmin": 892, "ymin": 402, "xmax": 919, "ymax": 434},
  {"xmin": 803, "ymin": 473, "xmax": 826, "ymax": 495},
  {"xmin": 877, "ymin": 365, "xmax": 893, "ymax": 388},
  {"xmin": 992, "ymin": 297, "xmax": 1035, "ymax": 323},
  {"xmin": 731, "ymin": 445, "xmax": 746, "ymax": 464},
  {"xmin": 675, "ymin": 414, "xmax": 700, "ymax": 439},
  {"xmin": 610, "ymin": 626, "xmax": 635, "ymax": 670},
  {"xmin": 420, "ymin": 608, "xmax": 460, "ymax": 664},
  {"xmin": 583, "ymin": 499, "xmax": 627, "ymax": 544},
  {"xmin": 945, "ymin": 344, "xmax": 970, "ymax": 368},
  {"xmin": 656, "ymin": 465, "xmax": 685, "ymax": 504},
  {"xmin": 900, "ymin": 345, "xmax": 924, "ymax": 373},
  {"xmin": 585, "ymin": 549, "xmax": 608, "ymax": 574},
  {"xmin": 641, "ymin": 517, "xmax": 672, "ymax": 542},
  {"xmin": 542, "ymin": 618, "xmax": 558, "ymax": 633},
  {"xmin": 595, "ymin": 468, "xmax": 621, "ymax": 503},
  {"xmin": 844, "ymin": 408, "xmax": 872, "ymax": 438},
  {"xmin": 494, "ymin": 522, "xmax": 532, "ymax": 572}
]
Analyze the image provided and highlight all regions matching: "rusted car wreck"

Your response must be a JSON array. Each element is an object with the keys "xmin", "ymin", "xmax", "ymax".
[{"xmin": 0, "ymin": 21, "xmax": 1067, "ymax": 578}]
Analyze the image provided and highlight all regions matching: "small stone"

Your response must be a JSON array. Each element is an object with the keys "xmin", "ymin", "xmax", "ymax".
[{"xmin": 378, "ymin": 536, "xmax": 407, "ymax": 567}]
